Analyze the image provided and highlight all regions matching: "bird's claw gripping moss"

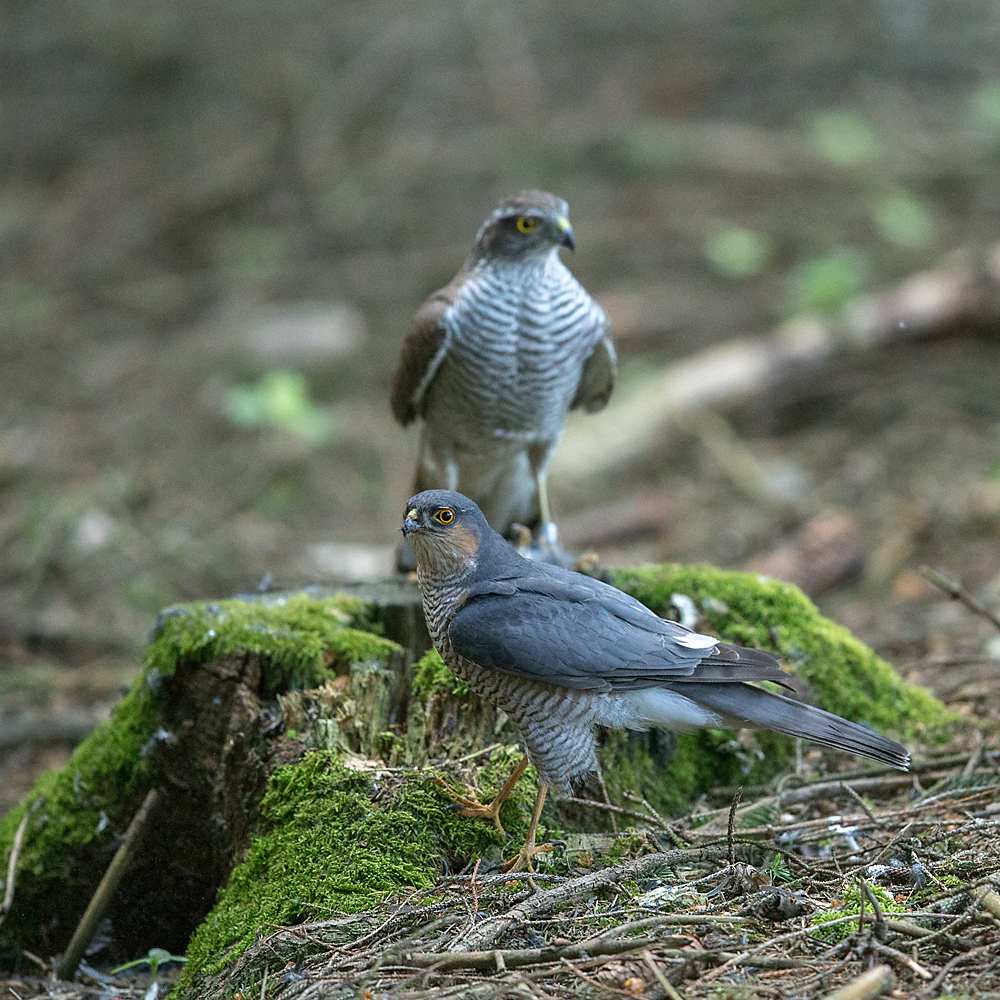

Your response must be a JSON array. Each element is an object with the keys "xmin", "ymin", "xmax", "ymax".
[{"xmin": 447, "ymin": 787, "xmax": 508, "ymax": 835}]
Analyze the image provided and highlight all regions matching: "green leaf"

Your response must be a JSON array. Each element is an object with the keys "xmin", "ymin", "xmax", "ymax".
[
  {"xmin": 970, "ymin": 80, "xmax": 1000, "ymax": 137},
  {"xmin": 807, "ymin": 111, "xmax": 880, "ymax": 166},
  {"xmin": 223, "ymin": 371, "xmax": 336, "ymax": 444},
  {"xmin": 704, "ymin": 227, "xmax": 772, "ymax": 278},
  {"xmin": 872, "ymin": 192, "xmax": 934, "ymax": 248},
  {"xmin": 787, "ymin": 247, "xmax": 869, "ymax": 313}
]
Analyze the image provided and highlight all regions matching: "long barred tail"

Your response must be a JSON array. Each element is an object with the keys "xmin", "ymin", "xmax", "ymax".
[{"xmin": 671, "ymin": 682, "xmax": 910, "ymax": 770}]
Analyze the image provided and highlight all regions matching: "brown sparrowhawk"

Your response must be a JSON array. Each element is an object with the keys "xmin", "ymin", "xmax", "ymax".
[
  {"xmin": 391, "ymin": 191, "xmax": 615, "ymax": 554},
  {"xmin": 402, "ymin": 490, "xmax": 910, "ymax": 872}
]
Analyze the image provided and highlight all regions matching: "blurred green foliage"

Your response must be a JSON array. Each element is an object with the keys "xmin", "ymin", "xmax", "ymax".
[
  {"xmin": 871, "ymin": 191, "xmax": 934, "ymax": 248},
  {"xmin": 704, "ymin": 227, "xmax": 772, "ymax": 278},
  {"xmin": 786, "ymin": 247, "xmax": 869, "ymax": 314},
  {"xmin": 807, "ymin": 111, "xmax": 881, "ymax": 166},
  {"xmin": 969, "ymin": 80, "xmax": 1000, "ymax": 140},
  {"xmin": 223, "ymin": 371, "xmax": 335, "ymax": 443}
]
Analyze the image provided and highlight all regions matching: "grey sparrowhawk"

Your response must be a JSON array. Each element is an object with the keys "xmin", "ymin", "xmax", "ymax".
[
  {"xmin": 402, "ymin": 490, "xmax": 910, "ymax": 871},
  {"xmin": 391, "ymin": 191, "xmax": 615, "ymax": 553}
]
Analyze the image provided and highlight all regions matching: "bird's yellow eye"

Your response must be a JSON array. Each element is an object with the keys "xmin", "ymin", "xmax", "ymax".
[
  {"xmin": 436, "ymin": 508, "xmax": 455, "ymax": 524},
  {"xmin": 515, "ymin": 216, "xmax": 539, "ymax": 234}
]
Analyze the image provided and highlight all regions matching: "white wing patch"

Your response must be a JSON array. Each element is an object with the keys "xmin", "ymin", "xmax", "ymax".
[{"xmin": 673, "ymin": 630, "xmax": 720, "ymax": 650}]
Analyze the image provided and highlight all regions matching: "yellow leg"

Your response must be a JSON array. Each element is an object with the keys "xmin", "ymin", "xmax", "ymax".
[
  {"xmin": 536, "ymin": 472, "xmax": 552, "ymax": 528},
  {"xmin": 447, "ymin": 756, "xmax": 529, "ymax": 836},
  {"xmin": 502, "ymin": 781, "xmax": 551, "ymax": 873}
]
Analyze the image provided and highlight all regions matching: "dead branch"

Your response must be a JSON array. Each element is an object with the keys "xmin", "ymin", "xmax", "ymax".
[
  {"xmin": 56, "ymin": 789, "xmax": 161, "ymax": 981},
  {"xmin": 822, "ymin": 964, "xmax": 895, "ymax": 1000},
  {"xmin": 0, "ymin": 797, "xmax": 44, "ymax": 928},
  {"xmin": 557, "ymin": 247, "xmax": 998, "ymax": 480},
  {"xmin": 454, "ymin": 849, "xmax": 722, "ymax": 953},
  {"xmin": 919, "ymin": 565, "xmax": 1000, "ymax": 631}
]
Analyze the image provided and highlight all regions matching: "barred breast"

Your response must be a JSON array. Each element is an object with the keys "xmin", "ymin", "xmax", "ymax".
[{"xmin": 425, "ymin": 253, "xmax": 606, "ymax": 447}]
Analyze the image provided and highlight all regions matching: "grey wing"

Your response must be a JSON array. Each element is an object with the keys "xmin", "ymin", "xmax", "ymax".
[
  {"xmin": 571, "ymin": 323, "xmax": 615, "ymax": 414},
  {"xmin": 449, "ymin": 573, "xmax": 788, "ymax": 691},
  {"xmin": 390, "ymin": 275, "xmax": 463, "ymax": 426}
]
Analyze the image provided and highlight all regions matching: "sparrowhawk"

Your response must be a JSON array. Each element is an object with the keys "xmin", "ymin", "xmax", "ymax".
[
  {"xmin": 402, "ymin": 490, "xmax": 910, "ymax": 871},
  {"xmin": 391, "ymin": 191, "xmax": 615, "ymax": 554}
]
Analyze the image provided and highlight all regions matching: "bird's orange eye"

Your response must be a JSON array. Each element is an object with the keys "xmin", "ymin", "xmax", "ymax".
[
  {"xmin": 515, "ymin": 216, "xmax": 539, "ymax": 234},
  {"xmin": 436, "ymin": 508, "xmax": 455, "ymax": 524}
]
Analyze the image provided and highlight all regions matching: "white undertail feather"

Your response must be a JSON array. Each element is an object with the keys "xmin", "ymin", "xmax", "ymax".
[{"xmin": 597, "ymin": 688, "xmax": 727, "ymax": 732}]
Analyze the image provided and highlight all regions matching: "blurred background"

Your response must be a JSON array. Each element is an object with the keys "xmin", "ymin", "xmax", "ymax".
[{"xmin": 3, "ymin": 0, "xmax": 1000, "ymax": 810}]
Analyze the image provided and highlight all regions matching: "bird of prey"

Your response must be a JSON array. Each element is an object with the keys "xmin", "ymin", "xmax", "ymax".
[
  {"xmin": 391, "ymin": 191, "xmax": 615, "ymax": 554},
  {"xmin": 402, "ymin": 489, "xmax": 910, "ymax": 872}
]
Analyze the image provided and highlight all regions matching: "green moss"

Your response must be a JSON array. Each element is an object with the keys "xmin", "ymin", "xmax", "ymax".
[
  {"xmin": 0, "ymin": 592, "xmax": 393, "ymax": 961},
  {"xmin": 812, "ymin": 883, "xmax": 905, "ymax": 941},
  {"xmin": 411, "ymin": 648, "xmax": 469, "ymax": 699},
  {"xmin": 0, "ymin": 669, "xmax": 160, "ymax": 958},
  {"xmin": 177, "ymin": 748, "xmax": 538, "ymax": 991},
  {"xmin": 144, "ymin": 593, "xmax": 397, "ymax": 694}
]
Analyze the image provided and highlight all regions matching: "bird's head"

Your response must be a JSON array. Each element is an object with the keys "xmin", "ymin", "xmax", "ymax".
[
  {"xmin": 471, "ymin": 190, "xmax": 575, "ymax": 263},
  {"xmin": 401, "ymin": 490, "xmax": 488, "ymax": 576}
]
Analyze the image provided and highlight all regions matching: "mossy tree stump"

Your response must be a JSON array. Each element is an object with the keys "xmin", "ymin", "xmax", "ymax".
[{"xmin": 0, "ymin": 565, "xmax": 951, "ymax": 990}]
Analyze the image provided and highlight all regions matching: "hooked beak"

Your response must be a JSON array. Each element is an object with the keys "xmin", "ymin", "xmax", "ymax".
[
  {"xmin": 401, "ymin": 508, "xmax": 420, "ymax": 536},
  {"xmin": 555, "ymin": 216, "xmax": 575, "ymax": 251}
]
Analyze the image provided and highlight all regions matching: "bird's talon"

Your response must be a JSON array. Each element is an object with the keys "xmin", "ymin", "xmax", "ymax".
[{"xmin": 501, "ymin": 841, "xmax": 553, "ymax": 874}]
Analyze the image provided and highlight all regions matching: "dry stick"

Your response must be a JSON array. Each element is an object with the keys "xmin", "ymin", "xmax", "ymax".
[
  {"xmin": 856, "ymin": 913, "xmax": 978, "ymax": 951},
  {"xmin": 561, "ymin": 796, "xmax": 666, "ymax": 829},
  {"xmin": 859, "ymin": 879, "xmax": 884, "ymax": 939},
  {"xmin": 641, "ymin": 949, "xmax": 685, "ymax": 1000},
  {"xmin": 870, "ymin": 940, "xmax": 933, "ymax": 981},
  {"xmin": 840, "ymin": 783, "xmax": 877, "ymax": 823},
  {"xmin": 404, "ymin": 935, "xmax": 666, "ymax": 971},
  {"xmin": 961, "ymin": 730, "xmax": 984, "ymax": 781},
  {"xmin": 822, "ymin": 964, "xmax": 895, "ymax": 1000},
  {"xmin": 920, "ymin": 565, "xmax": 1000, "ymax": 632},
  {"xmin": 455, "ymin": 850, "xmax": 723, "ymax": 953},
  {"xmin": 923, "ymin": 942, "xmax": 999, "ymax": 994},
  {"xmin": 727, "ymin": 787, "xmax": 742, "ymax": 866},
  {"xmin": 970, "ymin": 883, "xmax": 1000, "ymax": 923},
  {"xmin": 57, "ymin": 788, "xmax": 160, "ymax": 981},
  {"xmin": 0, "ymin": 797, "xmax": 44, "ymax": 928}
]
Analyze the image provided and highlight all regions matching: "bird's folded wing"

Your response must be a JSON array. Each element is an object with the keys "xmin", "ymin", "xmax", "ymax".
[
  {"xmin": 571, "ymin": 327, "xmax": 616, "ymax": 413},
  {"xmin": 390, "ymin": 276, "xmax": 464, "ymax": 425},
  {"xmin": 449, "ymin": 576, "xmax": 790, "ymax": 691}
]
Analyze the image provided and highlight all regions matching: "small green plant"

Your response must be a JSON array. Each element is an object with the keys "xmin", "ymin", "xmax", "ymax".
[
  {"xmin": 807, "ymin": 111, "xmax": 880, "ymax": 166},
  {"xmin": 704, "ymin": 227, "xmax": 772, "ymax": 279},
  {"xmin": 224, "ymin": 371, "xmax": 335, "ymax": 443},
  {"xmin": 787, "ymin": 247, "xmax": 869, "ymax": 314},
  {"xmin": 767, "ymin": 853, "xmax": 793, "ymax": 884},
  {"xmin": 811, "ymin": 882, "xmax": 903, "ymax": 941},
  {"xmin": 871, "ymin": 191, "xmax": 934, "ymax": 249},
  {"xmin": 112, "ymin": 947, "xmax": 186, "ymax": 979}
]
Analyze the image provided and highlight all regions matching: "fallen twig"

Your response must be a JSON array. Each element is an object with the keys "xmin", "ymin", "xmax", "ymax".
[
  {"xmin": 57, "ymin": 788, "xmax": 161, "ymax": 981},
  {"xmin": 0, "ymin": 797, "xmax": 44, "ymax": 928},
  {"xmin": 822, "ymin": 964, "xmax": 895, "ymax": 1000},
  {"xmin": 454, "ymin": 850, "xmax": 721, "ymax": 952},
  {"xmin": 920, "ymin": 565, "xmax": 1000, "ymax": 632},
  {"xmin": 561, "ymin": 796, "xmax": 667, "ymax": 828},
  {"xmin": 924, "ymin": 942, "xmax": 999, "ymax": 993}
]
